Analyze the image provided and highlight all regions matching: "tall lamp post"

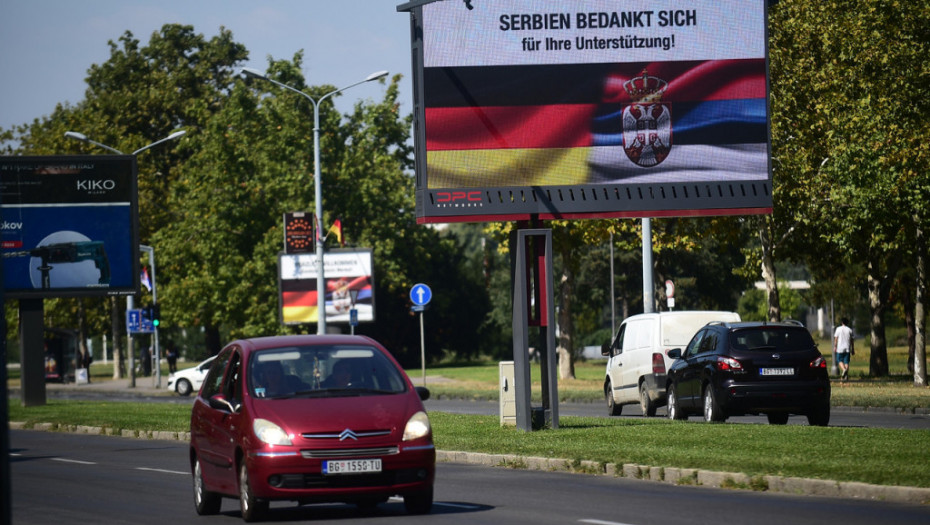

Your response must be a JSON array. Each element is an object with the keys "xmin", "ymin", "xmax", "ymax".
[
  {"xmin": 240, "ymin": 67, "xmax": 387, "ymax": 334},
  {"xmin": 65, "ymin": 129, "xmax": 185, "ymax": 388}
]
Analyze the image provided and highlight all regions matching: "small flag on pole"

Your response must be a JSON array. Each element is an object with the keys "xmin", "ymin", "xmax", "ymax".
[
  {"xmin": 327, "ymin": 219, "xmax": 344, "ymax": 246},
  {"xmin": 141, "ymin": 266, "xmax": 152, "ymax": 292}
]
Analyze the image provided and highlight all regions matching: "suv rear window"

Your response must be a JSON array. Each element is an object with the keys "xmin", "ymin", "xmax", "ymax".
[{"xmin": 729, "ymin": 326, "xmax": 815, "ymax": 352}]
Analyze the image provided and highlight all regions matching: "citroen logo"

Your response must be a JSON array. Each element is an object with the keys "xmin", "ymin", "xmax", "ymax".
[{"xmin": 339, "ymin": 429, "xmax": 358, "ymax": 441}]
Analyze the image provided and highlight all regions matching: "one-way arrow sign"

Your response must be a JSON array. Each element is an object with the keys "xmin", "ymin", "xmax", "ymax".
[{"xmin": 410, "ymin": 283, "xmax": 432, "ymax": 306}]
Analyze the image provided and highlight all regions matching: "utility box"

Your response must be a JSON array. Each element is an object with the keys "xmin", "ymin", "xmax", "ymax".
[{"xmin": 499, "ymin": 361, "xmax": 516, "ymax": 426}]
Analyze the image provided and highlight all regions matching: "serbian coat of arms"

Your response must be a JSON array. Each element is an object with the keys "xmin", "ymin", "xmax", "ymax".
[{"xmin": 621, "ymin": 70, "xmax": 671, "ymax": 168}]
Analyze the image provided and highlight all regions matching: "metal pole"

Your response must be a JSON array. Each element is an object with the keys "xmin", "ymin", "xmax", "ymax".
[
  {"xmin": 145, "ymin": 246, "xmax": 161, "ymax": 388},
  {"xmin": 610, "ymin": 231, "xmax": 616, "ymax": 335},
  {"xmin": 642, "ymin": 218, "xmax": 654, "ymax": 313},
  {"xmin": 127, "ymin": 296, "xmax": 135, "ymax": 388},
  {"xmin": 420, "ymin": 312, "xmax": 426, "ymax": 386},
  {"xmin": 312, "ymin": 101, "xmax": 327, "ymax": 334}
]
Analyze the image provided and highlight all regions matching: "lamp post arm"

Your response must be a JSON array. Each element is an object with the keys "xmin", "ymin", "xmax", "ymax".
[{"xmin": 131, "ymin": 130, "xmax": 186, "ymax": 156}]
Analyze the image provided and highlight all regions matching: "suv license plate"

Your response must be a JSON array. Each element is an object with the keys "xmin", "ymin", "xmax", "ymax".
[
  {"xmin": 323, "ymin": 459, "xmax": 382, "ymax": 475},
  {"xmin": 760, "ymin": 368, "xmax": 794, "ymax": 376}
]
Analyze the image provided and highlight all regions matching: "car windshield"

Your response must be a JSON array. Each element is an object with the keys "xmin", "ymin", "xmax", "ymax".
[
  {"xmin": 729, "ymin": 327, "xmax": 816, "ymax": 352},
  {"xmin": 248, "ymin": 345, "xmax": 408, "ymax": 399}
]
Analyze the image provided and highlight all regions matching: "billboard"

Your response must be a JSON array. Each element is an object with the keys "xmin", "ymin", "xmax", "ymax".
[
  {"xmin": 400, "ymin": 0, "xmax": 772, "ymax": 223},
  {"xmin": 1, "ymin": 156, "xmax": 140, "ymax": 298},
  {"xmin": 278, "ymin": 249, "xmax": 375, "ymax": 325}
]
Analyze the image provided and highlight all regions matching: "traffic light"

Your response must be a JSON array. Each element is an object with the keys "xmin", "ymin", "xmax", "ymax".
[{"xmin": 151, "ymin": 303, "xmax": 161, "ymax": 327}]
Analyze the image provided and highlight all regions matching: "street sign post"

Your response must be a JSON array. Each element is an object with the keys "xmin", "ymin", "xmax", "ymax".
[{"xmin": 410, "ymin": 283, "xmax": 432, "ymax": 386}]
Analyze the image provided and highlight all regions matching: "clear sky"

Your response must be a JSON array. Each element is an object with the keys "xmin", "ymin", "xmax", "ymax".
[{"xmin": 0, "ymin": 0, "xmax": 416, "ymax": 134}]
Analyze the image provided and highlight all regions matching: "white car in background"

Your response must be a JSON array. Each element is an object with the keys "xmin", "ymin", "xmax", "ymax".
[{"xmin": 167, "ymin": 355, "xmax": 216, "ymax": 396}]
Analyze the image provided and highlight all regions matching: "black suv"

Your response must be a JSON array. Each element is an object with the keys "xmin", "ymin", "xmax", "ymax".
[{"xmin": 666, "ymin": 321, "xmax": 831, "ymax": 426}]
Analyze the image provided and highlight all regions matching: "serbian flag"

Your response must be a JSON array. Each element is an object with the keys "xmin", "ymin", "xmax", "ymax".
[
  {"xmin": 141, "ymin": 266, "xmax": 152, "ymax": 292},
  {"xmin": 422, "ymin": 59, "xmax": 768, "ymax": 187}
]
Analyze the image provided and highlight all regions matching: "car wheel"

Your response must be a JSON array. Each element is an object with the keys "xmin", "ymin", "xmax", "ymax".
[
  {"xmin": 639, "ymin": 382, "xmax": 657, "ymax": 417},
  {"xmin": 606, "ymin": 380, "xmax": 622, "ymax": 416},
  {"xmin": 193, "ymin": 457, "xmax": 221, "ymax": 515},
  {"xmin": 176, "ymin": 378, "xmax": 193, "ymax": 397},
  {"xmin": 239, "ymin": 461, "xmax": 268, "ymax": 522},
  {"xmin": 702, "ymin": 386, "xmax": 726, "ymax": 423},
  {"xmin": 667, "ymin": 384, "xmax": 686, "ymax": 420},
  {"xmin": 807, "ymin": 401, "xmax": 831, "ymax": 427},
  {"xmin": 766, "ymin": 412, "xmax": 789, "ymax": 425},
  {"xmin": 404, "ymin": 488, "xmax": 433, "ymax": 515}
]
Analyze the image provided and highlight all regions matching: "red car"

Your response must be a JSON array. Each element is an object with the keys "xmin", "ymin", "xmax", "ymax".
[{"xmin": 189, "ymin": 335, "xmax": 435, "ymax": 521}]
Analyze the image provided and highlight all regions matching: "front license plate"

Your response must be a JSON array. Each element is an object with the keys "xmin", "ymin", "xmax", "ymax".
[
  {"xmin": 760, "ymin": 367, "xmax": 794, "ymax": 376},
  {"xmin": 323, "ymin": 458, "xmax": 382, "ymax": 475}
]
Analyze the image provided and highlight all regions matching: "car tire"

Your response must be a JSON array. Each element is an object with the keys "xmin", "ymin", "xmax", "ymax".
[
  {"xmin": 667, "ymin": 384, "xmax": 686, "ymax": 420},
  {"xmin": 193, "ymin": 457, "xmax": 221, "ymax": 515},
  {"xmin": 766, "ymin": 412, "xmax": 789, "ymax": 425},
  {"xmin": 639, "ymin": 382, "xmax": 657, "ymax": 417},
  {"xmin": 176, "ymin": 378, "xmax": 193, "ymax": 397},
  {"xmin": 404, "ymin": 488, "xmax": 433, "ymax": 515},
  {"xmin": 606, "ymin": 380, "xmax": 622, "ymax": 416},
  {"xmin": 807, "ymin": 401, "xmax": 831, "ymax": 427},
  {"xmin": 702, "ymin": 386, "xmax": 726, "ymax": 423},
  {"xmin": 239, "ymin": 461, "xmax": 268, "ymax": 522}
]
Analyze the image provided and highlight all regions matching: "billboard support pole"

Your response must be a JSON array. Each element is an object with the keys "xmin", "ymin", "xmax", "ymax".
[
  {"xmin": 643, "ymin": 218, "xmax": 654, "ymax": 313},
  {"xmin": 18, "ymin": 298, "xmax": 45, "ymax": 407}
]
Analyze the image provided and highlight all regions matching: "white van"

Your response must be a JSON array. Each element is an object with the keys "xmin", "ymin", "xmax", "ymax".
[{"xmin": 601, "ymin": 310, "xmax": 741, "ymax": 416}]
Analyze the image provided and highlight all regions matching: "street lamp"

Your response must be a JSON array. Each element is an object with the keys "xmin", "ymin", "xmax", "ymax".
[
  {"xmin": 64, "ymin": 130, "xmax": 186, "ymax": 156},
  {"xmin": 64, "ymin": 129, "xmax": 186, "ymax": 389},
  {"xmin": 240, "ymin": 67, "xmax": 388, "ymax": 334}
]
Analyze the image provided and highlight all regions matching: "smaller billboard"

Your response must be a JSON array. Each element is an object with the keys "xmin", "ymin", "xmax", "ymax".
[
  {"xmin": 278, "ymin": 248, "xmax": 375, "ymax": 326},
  {"xmin": 1, "ymin": 155, "xmax": 139, "ymax": 298},
  {"xmin": 283, "ymin": 212, "xmax": 314, "ymax": 254}
]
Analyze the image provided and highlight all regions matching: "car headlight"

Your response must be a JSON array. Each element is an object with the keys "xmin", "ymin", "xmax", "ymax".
[
  {"xmin": 253, "ymin": 418, "xmax": 293, "ymax": 446},
  {"xmin": 403, "ymin": 411, "xmax": 431, "ymax": 441}
]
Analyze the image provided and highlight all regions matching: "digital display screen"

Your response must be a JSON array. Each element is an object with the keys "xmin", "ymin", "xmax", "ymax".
[
  {"xmin": 278, "ymin": 249, "xmax": 375, "ymax": 325},
  {"xmin": 402, "ymin": 0, "xmax": 772, "ymax": 222}
]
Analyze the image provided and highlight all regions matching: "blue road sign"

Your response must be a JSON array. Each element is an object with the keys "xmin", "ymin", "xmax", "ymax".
[
  {"xmin": 410, "ymin": 283, "xmax": 432, "ymax": 306},
  {"xmin": 127, "ymin": 308, "xmax": 154, "ymax": 334}
]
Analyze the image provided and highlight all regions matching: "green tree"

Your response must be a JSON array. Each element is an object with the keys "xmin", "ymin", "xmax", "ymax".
[{"xmin": 769, "ymin": 0, "xmax": 930, "ymax": 377}]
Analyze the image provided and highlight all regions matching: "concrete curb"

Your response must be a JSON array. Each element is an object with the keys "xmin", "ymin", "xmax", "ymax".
[{"xmin": 10, "ymin": 421, "xmax": 929, "ymax": 506}]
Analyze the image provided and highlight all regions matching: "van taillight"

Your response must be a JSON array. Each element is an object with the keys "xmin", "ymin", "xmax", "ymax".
[{"xmin": 652, "ymin": 353, "xmax": 666, "ymax": 374}]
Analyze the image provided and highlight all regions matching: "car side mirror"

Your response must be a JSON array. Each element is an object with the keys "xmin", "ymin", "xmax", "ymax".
[
  {"xmin": 667, "ymin": 348, "xmax": 682, "ymax": 359},
  {"xmin": 601, "ymin": 343, "xmax": 611, "ymax": 356},
  {"xmin": 415, "ymin": 386, "xmax": 430, "ymax": 401},
  {"xmin": 209, "ymin": 394, "xmax": 239, "ymax": 413}
]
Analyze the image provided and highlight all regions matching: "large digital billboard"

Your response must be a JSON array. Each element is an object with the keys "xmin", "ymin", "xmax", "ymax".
[
  {"xmin": 399, "ymin": 0, "xmax": 772, "ymax": 223},
  {"xmin": 1, "ymin": 156, "xmax": 140, "ymax": 298},
  {"xmin": 278, "ymin": 249, "xmax": 375, "ymax": 325}
]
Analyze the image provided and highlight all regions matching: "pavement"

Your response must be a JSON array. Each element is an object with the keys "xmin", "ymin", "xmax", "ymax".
[{"xmin": 7, "ymin": 375, "xmax": 930, "ymax": 506}]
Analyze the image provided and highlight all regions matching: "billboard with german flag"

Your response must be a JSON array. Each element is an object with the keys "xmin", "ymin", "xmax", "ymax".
[
  {"xmin": 278, "ymin": 249, "xmax": 374, "ymax": 326},
  {"xmin": 400, "ymin": 0, "xmax": 772, "ymax": 223}
]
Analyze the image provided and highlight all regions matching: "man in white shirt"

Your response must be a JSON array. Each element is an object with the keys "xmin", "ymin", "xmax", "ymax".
[{"xmin": 833, "ymin": 317, "xmax": 855, "ymax": 381}]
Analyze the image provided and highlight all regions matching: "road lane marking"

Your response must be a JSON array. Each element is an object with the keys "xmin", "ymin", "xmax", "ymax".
[
  {"xmin": 137, "ymin": 467, "xmax": 188, "ymax": 475},
  {"xmin": 51, "ymin": 458, "xmax": 96, "ymax": 465},
  {"xmin": 579, "ymin": 520, "xmax": 639, "ymax": 525}
]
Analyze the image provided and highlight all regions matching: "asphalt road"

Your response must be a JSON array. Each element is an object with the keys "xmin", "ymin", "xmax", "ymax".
[{"xmin": 10, "ymin": 430, "xmax": 930, "ymax": 525}]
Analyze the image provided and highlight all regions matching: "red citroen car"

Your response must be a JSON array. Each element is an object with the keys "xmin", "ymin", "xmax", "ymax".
[{"xmin": 189, "ymin": 335, "xmax": 435, "ymax": 521}]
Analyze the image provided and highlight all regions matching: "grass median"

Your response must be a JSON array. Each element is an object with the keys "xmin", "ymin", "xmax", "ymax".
[{"xmin": 7, "ymin": 398, "xmax": 930, "ymax": 489}]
